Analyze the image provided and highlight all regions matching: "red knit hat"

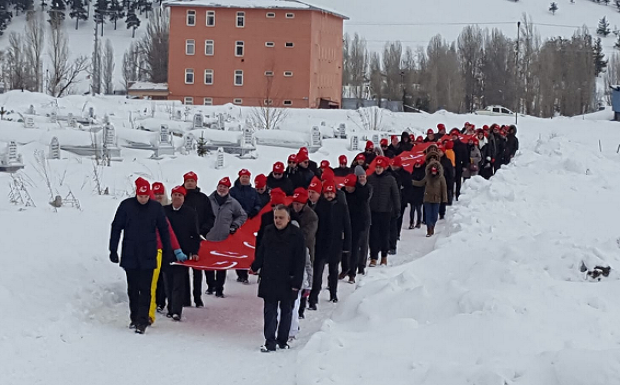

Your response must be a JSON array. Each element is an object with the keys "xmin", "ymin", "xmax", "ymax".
[
  {"xmin": 380, "ymin": 138, "xmax": 388, "ymax": 147},
  {"xmin": 391, "ymin": 157, "xmax": 402, "ymax": 167},
  {"xmin": 254, "ymin": 174, "xmax": 267, "ymax": 189},
  {"xmin": 338, "ymin": 155, "xmax": 347, "ymax": 165},
  {"xmin": 308, "ymin": 177, "xmax": 322, "ymax": 194},
  {"xmin": 437, "ymin": 123, "xmax": 446, "ymax": 132},
  {"xmin": 365, "ymin": 141, "xmax": 374, "ymax": 150},
  {"xmin": 171, "ymin": 185, "xmax": 187, "ymax": 196},
  {"xmin": 473, "ymin": 139, "xmax": 479, "ymax": 146},
  {"xmin": 292, "ymin": 187, "xmax": 308, "ymax": 204},
  {"xmin": 414, "ymin": 158, "xmax": 424, "ymax": 165},
  {"xmin": 416, "ymin": 136, "xmax": 424, "ymax": 143},
  {"xmin": 152, "ymin": 182, "xmax": 165, "ymax": 195},
  {"xmin": 321, "ymin": 168, "xmax": 335, "ymax": 182},
  {"xmin": 320, "ymin": 160, "xmax": 330, "ymax": 168},
  {"xmin": 288, "ymin": 154, "xmax": 297, "ymax": 163},
  {"xmin": 299, "ymin": 147, "xmax": 309, "ymax": 155},
  {"xmin": 344, "ymin": 174, "xmax": 357, "ymax": 187},
  {"xmin": 409, "ymin": 134, "xmax": 415, "ymax": 142},
  {"xmin": 238, "ymin": 169, "xmax": 251, "ymax": 177},
  {"xmin": 355, "ymin": 154, "xmax": 366, "ymax": 162},
  {"xmin": 483, "ymin": 125, "xmax": 490, "ymax": 131},
  {"xmin": 427, "ymin": 129, "xmax": 434, "ymax": 135},
  {"xmin": 270, "ymin": 188, "xmax": 286, "ymax": 205},
  {"xmin": 445, "ymin": 141, "xmax": 454, "ymax": 150},
  {"xmin": 218, "ymin": 177, "xmax": 231, "ymax": 188},
  {"xmin": 296, "ymin": 151, "xmax": 309, "ymax": 163},
  {"xmin": 375, "ymin": 156, "xmax": 389, "ymax": 168},
  {"xmin": 450, "ymin": 128, "xmax": 460, "ymax": 136},
  {"xmin": 183, "ymin": 171, "xmax": 198, "ymax": 182},
  {"xmin": 135, "ymin": 177, "xmax": 151, "ymax": 195},
  {"xmin": 273, "ymin": 162, "xmax": 285, "ymax": 174},
  {"xmin": 322, "ymin": 181, "xmax": 336, "ymax": 193}
]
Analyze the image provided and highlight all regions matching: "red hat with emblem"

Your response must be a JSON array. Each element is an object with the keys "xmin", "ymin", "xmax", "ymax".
[
  {"xmin": 135, "ymin": 177, "xmax": 151, "ymax": 195},
  {"xmin": 344, "ymin": 174, "xmax": 357, "ymax": 187},
  {"xmin": 427, "ymin": 129, "xmax": 434, "ymax": 135},
  {"xmin": 171, "ymin": 185, "xmax": 187, "ymax": 196},
  {"xmin": 355, "ymin": 153, "xmax": 366, "ymax": 162},
  {"xmin": 321, "ymin": 168, "xmax": 335, "ymax": 182},
  {"xmin": 152, "ymin": 182, "xmax": 165, "ymax": 195},
  {"xmin": 338, "ymin": 155, "xmax": 347, "ymax": 165},
  {"xmin": 296, "ymin": 150, "xmax": 309, "ymax": 163},
  {"xmin": 292, "ymin": 187, "xmax": 308, "ymax": 204},
  {"xmin": 416, "ymin": 136, "xmax": 424, "ymax": 143},
  {"xmin": 288, "ymin": 154, "xmax": 298, "ymax": 163},
  {"xmin": 273, "ymin": 162, "xmax": 285, "ymax": 174},
  {"xmin": 320, "ymin": 160, "xmax": 330, "ymax": 168},
  {"xmin": 270, "ymin": 188, "xmax": 286, "ymax": 206},
  {"xmin": 218, "ymin": 177, "xmax": 231, "ymax": 188},
  {"xmin": 238, "ymin": 169, "xmax": 251, "ymax": 177},
  {"xmin": 391, "ymin": 157, "xmax": 402, "ymax": 167},
  {"xmin": 376, "ymin": 156, "xmax": 389, "ymax": 168},
  {"xmin": 365, "ymin": 141, "xmax": 374, "ymax": 150},
  {"xmin": 183, "ymin": 171, "xmax": 198, "ymax": 182},
  {"xmin": 308, "ymin": 177, "xmax": 322, "ymax": 194},
  {"xmin": 380, "ymin": 138, "xmax": 388, "ymax": 147},
  {"xmin": 254, "ymin": 174, "xmax": 267, "ymax": 189},
  {"xmin": 322, "ymin": 181, "xmax": 336, "ymax": 193}
]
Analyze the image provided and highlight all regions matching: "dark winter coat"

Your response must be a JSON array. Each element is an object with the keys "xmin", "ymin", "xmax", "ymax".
[
  {"xmin": 205, "ymin": 193, "xmax": 247, "ymax": 241},
  {"xmin": 291, "ymin": 166, "xmax": 315, "ymax": 189},
  {"xmin": 382, "ymin": 147, "xmax": 396, "ymax": 158},
  {"xmin": 267, "ymin": 172, "xmax": 295, "ymax": 195},
  {"xmin": 184, "ymin": 187, "xmax": 215, "ymax": 237},
  {"xmin": 163, "ymin": 204, "xmax": 201, "ymax": 266},
  {"xmin": 410, "ymin": 165, "xmax": 426, "ymax": 205},
  {"xmin": 293, "ymin": 204, "xmax": 318, "ymax": 263},
  {"xmin": 452, "ymin": 140, "xmax": 470, "ymax": 173},
  {"xmin": 367, "ymin": 171, "xmax": 401, "ymax": 216},
  {"xmin": 388, "ymin": 143, "xmax": 401, "ymax": 156},
  {"xmin": 334, "ymin": 166, "xmax": 352, "ymax": 177},
  {"xmin": 393, "ymin": 167, "xmax": 413, "ymax": 204},
  {"xmin": 109, "ymin": 198, "xmax": 171, "ymax": 270},
  {"xmin": 315, "ymin": 194, "xmax": 352, "ymax": 262},
  {"xmin": 230, "ymin": 179, "xmax": 262, "ymax": 218},
  {"xmin": 251, "ymin": 223, "xmax": 306, "ymax": 301},
  {"xmin": 493, "ymin": 133, "xmax": 506, "ymax": 163},
  {"xmin": 343, "ymin": 181, "xmax": 372, "ymax": 232},
  {"xmin": 256, "ymin": 209, "xmax": 275, "ymax": 250},
  {"xmin": 257, "ymin": 190, "xmax": 271, "ymax": 210},
  {"xmin": 504, "ymin": 130, "xmax": 519, "ymax": 164},
  {"xmin": 413, "ymin": 161, "xmax": 447, "ymax": 204},
  {"xmin": 440, "ymin": 156, "xmax": 455, "ymax": 191},
  {"xmin": 424, "ymin": 137, "xmax": 437, "ymax": 143},
  {"xmin": 355, "ymin": 151, "xmax": 376, "ymax": 166}
]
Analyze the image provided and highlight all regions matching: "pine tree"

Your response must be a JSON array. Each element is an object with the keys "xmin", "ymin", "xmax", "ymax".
[
  {"xmin": 125, "ymin": 5, "xmax": 139, "ymax": 38},
  {"xmin": 549, "ymin": 2, "xmax": 558, "ymax": 15},
  {"xmin": 94, "ymin": 0, "xmax": 108, "ymax": 23},
  {"xmin": 137, "ymin": 0, "xmax": 151, "ymax": 15},
  {"xmin": 593, "ymin": 37, "xmax": 608, "ymax": 76},
  {"xmin": 69, "ymin": 0, "xmax": 87, "ymax": 29},
  {"xmin": 48, "ymin": 0, "xmax": 65, "ymax": 27},
  {"xmin": 598, "ymin": 16, "xmax": 611, "ymax": 37},
  {"xmin": 196, "ymin": 134, "xmax": 208, "ymax": 157},
  {"xmin": 0, "ymin": 0, "xmax": 13, "ymax": 36},
  {"xmin": 40, "ymin": 0, "xmax": 47, "ymax": 10},
  {"xmin": 615, "ymin": 34, "xmax": 620, "ymax": 50},
  {"xmin": 14, "ymin": 0, "xmax": 34, "ymax": 15},
  {"xmin": 108, "ymin": 0, "xmax": 124, "ymax": 30}
]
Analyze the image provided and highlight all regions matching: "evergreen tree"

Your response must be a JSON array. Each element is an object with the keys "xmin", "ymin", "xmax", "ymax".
[
  {"xmin": 137, "ymin": 0, "xmax": 151, "ymax": 15},
  {"xmin": 125, "ymin": 5, "xmax": 139, "ymax": 38},
  {"xmin": 0, "ymin": 0, "xmax": 13, "ymax": 36},
  {"xmin": 94, "ymin": 0, "xmax": 108, "ymax": 23},
  {"xmin": 615, "ymin": 34, "xmax": 620, "ymax": 50},
  {"xmin": 40, "ymin": 0, "xmax": 47, "ymax": 10},
  {"xmin": 616, "ymin": 0, "xmax": 620, "ymax": 11},
  {"xmin": 598, "ymin": 16, "xmax": 611, "ymax": 37},
  {"xmin": 69, "ymin": 0, "xmax": 88, "ymax": 29},
  {"xmin": 603, "ymin": 0, "xmax": 610, "ymax": 5},
  {"xmin": 196, "ymin": 134, "xmax": 208, "ymax": 157},
  {"xmin": 549, "ymin": 2, "xmax": 558, "ymax": 15},
  {"xmin": 108, "ymin": 0, "xmax": 124, "ymax": 30},
  {"xmin": 48, "ymin": 0, "xmax": 66, "ymax": 27},
  {"xmin": 14, "ymin": 0, "xmax": 34, "ymax": 14},
  {"xmin": 593, "ymin": 37, "xmax": 607, "ymax": 76}
]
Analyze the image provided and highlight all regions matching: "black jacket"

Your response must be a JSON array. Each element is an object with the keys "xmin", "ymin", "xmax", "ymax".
[
  {"xmin": 333, "ymin": 166, "xmax": 352, "ymax": 177},
  {"xmin": 251, "ymin": 223, "xmax": 306, "ymax": 301},
  {"xmin": 257, "ymin": 190, "xmax": 270, "ymax": 210},
  {"xmin": 315, "ymin": 195, "xmax": 352, "ymax": 262},
  {"xmin": 398, "ymin": 140, "xmax": 413, "ymax": 153},
  {"xmin": 452, "ymin": 140, "xmax": 470, "ymax": 172},
  {"xmin": 355, "ymin": 151, "xmax": 376, "ymax": 166},
  {"xmin": 256, "ymin": 209, "xmax": 274, "ymax": 250},
  {"xmin": 393, "ymin": 167, "xmax": 413, "ymax": 203},
  {"xmin": 382, "ymin": 148, "xmax": 396, "ymax": 158},
  {"xmin": 109, "ymin": 198, "xmax": 171, "ymax": 270},
  {"xmin": 410, "ymin": 166, "xmax": 426, "ymax": 205},
  {"xmin": 267, "ymin": 172, "xmax": 295, "ymax": 196},
  {"xmin": 184, "ymin": 187, "xmax": 215, "ymax": 237},
  {"xmin": 163, "ymin": 204, "xmax": 201, "ymax": 266},
  {"xmin": 367, "ymin": 171, "xmax": 400, "ymax": 216},
  {"xmin": 290, "ymin": 166, "xmax": 315, "ymax": 189},
  {"xmin": 230, "ymin": 179, "xmax": 262, "ymax": 218},
  {"xmin": 440, "ymin": 156, "xmax": 455, "ymax": 190},
  {"xmin": 504, "ymin": 133, "xmax": 519, "ymax": 163},
  {"xmin": 343, "ymin": 182, "xmax": 372, "ymax": 232}
]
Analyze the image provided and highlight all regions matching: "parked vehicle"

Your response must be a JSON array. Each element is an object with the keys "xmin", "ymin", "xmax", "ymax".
[{"xmin": 475, "ymin": 105, "xmax": 515, "ymax": 116}]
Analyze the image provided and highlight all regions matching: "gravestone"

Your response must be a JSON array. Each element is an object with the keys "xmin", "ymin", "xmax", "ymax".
[
  {"xmin": 338, "ymin": 123, "xmax": 346, "ymax": 139},
  {"xmin": 49, "ymin": 137, "xmax": 60, "ymax": 160},
  {"xmin": 26, "ymin": 105, "xmax": 35, "ymax": 115},
  {"xmin": 193, "ymin": 114, "xmax": 204, "ymax": 129},
  {"xmin": 183, "ymin": 133, "xmax": 195, "ymax": 154},
  {"xmin": 88, "ymin": 107, "xmax": 95, "ymax": 119},
  {"xmin": 24, "ymin": 117, "xmax": 35, "ymax": 128},
  {"xmin": 50, "ymin": 111, "xmax": 57, "ymax": 123},
  {"xmin": 310, "ymin": 126, "xmax": 322, "ymax": 148},
  {"xmin": 215, "ymin": 147, "xmax": 224, "ymax": 169},
  {"xmin": 350, "ymin": 135, "xmax": 359, "ymax": 151}
]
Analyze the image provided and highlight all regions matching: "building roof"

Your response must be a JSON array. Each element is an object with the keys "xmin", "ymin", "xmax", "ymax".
[
  {"xmin": 163, "ymin": 0, "xmax": 348, "ymax": 19},
  {"xmin": 128, "ymin": 82, "xmax": 169, "ymax": 92}
]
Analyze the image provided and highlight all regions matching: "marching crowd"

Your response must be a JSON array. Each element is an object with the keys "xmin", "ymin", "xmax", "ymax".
[{"xmin": 109, "ymin": 122, "xmax": 519, "ymax": 351}]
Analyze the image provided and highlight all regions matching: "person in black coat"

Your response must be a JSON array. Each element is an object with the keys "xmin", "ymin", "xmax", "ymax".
[
  {"xmin": 398, "ymin": 131, "xmax": 413, "ymax": 153},
  {"xmin": 309, "ymin": 181, "xmax": 351, "ymax": 308},
  {"xmin": 267, "ymin": 162, "xmax": 295, "ymax": 196},
  {"xmin": 389, "ymin": 158, "xmax": 412, "ymax": 251},
  {"xmin": 354, "ymin": 141, "xmax": 377, "ymax": 167},
  {"xmin": 438, "ymin": 149, "xmax": 455, "ymax": 220},
  {"xmin": 409, "ymin": 160, "xmax": 426, "ymax": 228},
  {"xmin": 504, "ymin": 125, "xmax": 519, "ymax": 164},
  {"xmin": 182, "ymin": 171, "xmax": 215, "ymax": 308},
  {"xmin": 250, "ymin": 205, "xmax": 306, "ymax": 352},
  {"xmin": 380, "ymin": 139, "xmax": 395, "ymax": 158},
  {"xmin": 291, "ymin": 152, "xmax": 316, "ymax": 189},
  {"xmin": 449, "ymin": 129, "xmax": 470, "ymax": 201},
  {"xmin": 163, "ymin": 186, "xmax": 201, "ymax": 321},
  {"xmin": 254, "ymin": 174, "xmax": 270, "ymax": 210},
  {"xmin": 109, "ymin": 177, "xmax": 172, "ymax": 334},
  {"xmin": 255, "ymin": 188, "xmax": 287, "ymax": 249},
  {"xmin": 340, "ymin": 174, "xmax": 372, "ymax": 282},
  {"xmin": 334, "ymin": 155, "xmax": 351, "ymax": 177},
  {"xmin": 230, "ymin": 170, "xmax": 262, "ymax": 218}
]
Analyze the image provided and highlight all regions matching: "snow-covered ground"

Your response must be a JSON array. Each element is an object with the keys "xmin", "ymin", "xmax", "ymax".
[{"xmin": 2, "ymin": 92, "xmax": 620, "ymax": 384}]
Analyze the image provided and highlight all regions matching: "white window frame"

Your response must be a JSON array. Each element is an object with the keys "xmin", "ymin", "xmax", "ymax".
[
  {"xmin": 235, "ymin": 41, "xmax": 244, "ymax": 57},
  {"xmin": 185, "ymin": 39, "xmax": 195, "ymax": 55},
  {"xmin": 184, "ymin": 97, "xmax": 194, "ymax": 105},
  {"xmin": 234, "ymin": 70, "xmax": 243, "ymax": 86},
  {"xmin": 285, "ymin": 42, "xmax": 294, "ymax": 48},
  {"xmin": 206, "ymin": 10, "xmax": 215, "ymax": 26},
  {"xmin": 205, "ymin": 40, "xmax": 214, "ymax": 56},
  {"xmin": 204, "ymin": 97, "xmax": 213, "ymax": 106},
  {"xmin": 236, "ymin": 11, "xmax": 245, "ymax": 27},
  {"xmin": 264, "ymin": 99, "xmax": 273, "ymax": 106},
  {"xmin": 233, "ymin": 98, "xmax": 243, "ymax": 105},
  {"xmin": 284, "ymin": 71, "xmax": 293, "ymax": 77},
  {"xmin": 283, "ymin": 100, "xmax": 292, "ymax": 106},
  {"xmin": 185, "ymin": 69, "xmax": 194, "ymax": 84},
  {"xmin": 266, "ymin": 12, "xmax": 275, "ymax": 18},
  {"xmin": 265, "ymin": 41, "xmax": 275, "ymax": 47},
  {"xmin": 264, "ymin": 71, "xmax": 274, "ymax": 77},
  {"xmin": 204, "ymin": 69, "xmax": 214, "ymax": 85},
  {"xmin": 285, "ymin": 12, "xmax": 295, "ymax": 18},
  {"xmin": 186, "ymin": 10, "xmax": 196, "ymax": 26}
]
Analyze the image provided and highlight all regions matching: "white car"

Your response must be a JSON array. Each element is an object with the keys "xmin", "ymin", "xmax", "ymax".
[{"xmin": 475, "ymin": 105, "xmax": 515, "ymax": 116}]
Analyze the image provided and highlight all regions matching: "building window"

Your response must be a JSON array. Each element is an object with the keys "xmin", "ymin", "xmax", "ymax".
[
  {"xmin": 283, "ymin": 100, "xmax": 293, "ymax": 106},
  {"xmin": 185, "ymin": 39, "xmax": 195, "ymax": 55},
  {"xmin": 235, "ymin": 41, "xmax": 244, "ymax": 57},
  {"xmin": 204, "ymin": 98, "xmax": 213, "ymax": 106},
  {"xmin": 265, "ymin": 42, "xmax": 275, "ymax": 47},
  {"xmin": 234, "ymin": 70, "xmax": 243, "ymax": 86},
  {"xmin": 236, "ymin": 11, "xmax": 245, "ymax": 27},
  {"xmin": 266, "ymin": 12, "xmax": 275, "ymax": 18},
  {"xmin": 204, "ymin": 69, "xmax": 213, "ymax": 85},
  {"xmin": 285, "ymin": 42, "xmax": 294, "ymax": 48},
  {"xmin": 284, "ymin": 71, "xmax": 293, "ymax": 77},
  {"xmin": 264, "ymin": 99, "xmax": 273, "ymax": 106},
  {"xmin": 184, "ymin": 97, "xmax": 193, "ymax": 105},
  {"xmin": 264, "ymin": 71, "xmax": 274, "ymax": 76},
  {"xmin": 285, "ymin": 13, "xmax": 294, "ymax": 18},
  {"xmin": 185, "ymin": 69, "xmax": 194, "ymax": 84},
  {"xmin": 186, "ymin": 10, "xmax": 196, "ymax": 26},
  {"xmin": 205, "ymin": 40, "xmax": 214, "ymax": 55},
  {"xmin": 206, "ymin": 10, "xmax": 215, "ymax": 26},
  {"xmin": 233, "ymin": 98, "xmax": 243, "ymax": 105}
]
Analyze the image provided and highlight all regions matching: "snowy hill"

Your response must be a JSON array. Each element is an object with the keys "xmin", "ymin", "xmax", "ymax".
[{"xmin": 2, "ymin": 92, "xmax": 620, "ymax": 384}]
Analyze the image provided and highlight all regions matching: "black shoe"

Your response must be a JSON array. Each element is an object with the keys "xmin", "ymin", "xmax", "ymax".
[
  {"xmin": 388, "ymin": 249, "xmax": 396, "ymax": 255},
  {"xmin": 129, "ymin": 322, "xmax": 136, "ymax": 329},
  {"xmin": 260, "ymin": 345, "xmax": 276, "ymax": 353},
  {"xmin": 195, "ymin": 299, "xmax": 204, "ymax": 308},
  {"xmin": 278, "ymin": 343, "xmax": 290, "ymax": 350},
  {"xmin": 156, "ymin": 306, "xmax": 165, "ymax": 313},
  {"xmin": 206, "ymin": 289, "xmax": 214, "ymax": 295},
  {"xmin": 165, "ymin": 313, "xmax": 172, "ymax": 318},
  {"xmin": 242, "ymin": 279, "xmax": 249, "ymax": 285},
  {"xmin": 298, "ymin": 314, "xmax": 305, "ymax": 319},
  {"xmin": 439, "ymin": 215, "xmax": 445, "ymax": 220},
  {"xmin": 308, "ymin": 303, "xmax": 317, "ymax": 311},
  {"xmin": 236, "ymin": 277, "xmax": 244, "ymax": 283},
  {"xmin": 135, "ymin": 324, "xmax": 146, "ymax": 334},
  {"xmin": 172, "ymin": 314, "xmax": 181, "ymax": 322},
  {"xmin": 408, "ymin": 224, "xmax": 414, "ymax": 229},
  {"xmin": 329, "ymin": 297, "xmax": 338, "ymax": 303},
  {"xmin": 415, "ymin": 223, "xmax": 421, "ymax": 229},
  {"xmin": 358, "ymin": 268, "xmax": 365, "ymax": 276},
  {"xmin": 216, "ymin": 292, "xmax": 225, "ymax": 298}
]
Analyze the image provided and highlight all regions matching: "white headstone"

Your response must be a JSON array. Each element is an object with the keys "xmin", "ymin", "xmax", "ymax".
[
  {"xmin": 371, "ymin": 134, "xmax": 380, "ymax": 148},
  {"xmin": 219, "ymin": 114, "xmax": 225, "ymax": 129},
  {"xmin": 350, "ymin": 135, "xmax": 359, "ymax": 151},
  {"xmin": 242, "ymin": 127, "xmax": 254, "ymax": 147},
  {"xmin": 27, "ymin": 105, "xmax": 35, "ymax": 115},
  {"xmin": 49, "ymin": 137, "xmax": 60, "ymax": 160},
  {"xmin": 183, "ymin": 133, "xmax": 195, "ymax": 154},
  {"xmin": 7, "ymin": 141, "xmax": 18, "ymax": 163},
  {"xmin": 176, "ymin": 110, "xmax": 182, "ymax": 120},
  {"xmin": 88, "ymin": 107, "xmax": 95, "ymax": 118},
  {"xmin": 215, "ymin": 147, "xmax": 225, "ymax": 169},
  {"xmin": 338, "ymin": 123, "xmax": 346, "ymax": 138},
  {"xmin": 50, "ymin": 111, "xmax": 57, "ymax": 123},
  {"xmin": 104, "ymin": 124, "xmax": 116, "ymax": 147},
  {"xmin": 160, "ymin": 124, "xmax": 171, "ymax": 145},
  {"xmin": 24, "ymin": 117, "xmax": 35, "ymax": 128},
  {"xmin": 193, "ymin": 114, "xmax": 204, "ymax": 129},
  {"xmin": 310, "ymin": 126, "xmax": 322, "ymax": 148}
]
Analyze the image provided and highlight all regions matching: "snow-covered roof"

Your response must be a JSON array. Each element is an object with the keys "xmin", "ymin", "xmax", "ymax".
[
  {"xmin": 164, "ymin": 0, "xmax": 347, "ymax": 19},
  {"xmin": 128, "ymin": 82, "xmax": 169, "ymax": 92}
]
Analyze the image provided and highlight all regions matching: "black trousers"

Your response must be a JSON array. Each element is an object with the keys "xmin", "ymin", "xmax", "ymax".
[
  {"xmin": 125, "ymin": 268, "xmax": 154, "ymax": 326},
  {"xmin": 163, "ymin": 265, "xmax": 188, "ymax": 316},
  {"xmin": 369, "ymin": 212, "xmax": 391, "ymax": 260},
  {"xmin": 310, "ymin": 256, "xmax": 340, "ymax": 305},
  {"xmin": 205, "ymin": 270, "xmax": 227, "ymax": 294},
  {"xmin": 155, "ymin": 269, "xmax": 166, "ymax": 308},
  {"xmin": 263, "ymin": 298, "xmax": 293, "ymax": 349},
  {"xmin": 439, "ymin": 189, "xmax": 454, "ymax": 218},
  {"xmin": 342, "ymin": 229, "xmax": 365, "ymax": 278},
  {"xmin": 455, "ymin": 168, "xmax": 463, "ymax": 200},
  {"xmin": 191, "ymin": 268, "xmax": 203, "ymax": 304},
  {"xmin": 236, "ymin": 270, "xmax": 248, "ymax": 281},
  {"xmin": 409, "ymin": 203, "xmax": 423, "ymax": 225},
  {"xmin": 357, "ymin": 229, "xmax": 369, "ymax": 272}
]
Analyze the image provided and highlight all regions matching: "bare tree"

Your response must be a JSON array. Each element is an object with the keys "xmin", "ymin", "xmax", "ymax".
[
  {"xmin": 250, "ymin": 75, "xmax": 288, "ymax": 130},
  {"xmin": 457, "ymin": 25, "xmax": 484, "ymax": 112},
  {"xmin": 604, "ymin": 52, "xmax": 620, "ymax": 104},
  {"xmin": 342, "ymin": 33, "xmax": 351, "ymax": 87},
  {"xmin": 137, "ymin": 9, "xmax": 169, "ymax": 83},
  {"xmin": 122, "ymin": 41, "xmax": 140, "ymax": 91},
  {"xmin": 25, "ymin": 11, "xmax": 45, "ymax": 92},
  {"xmin": 481, "ymin": 28, "xmax": 516, "ymax": 108},
  {"xmin": 47, "ymin": 23, "xmax": 89, "ymax": 97},
  {"xmin": 6, "ymin": 32, "xmax": 33, "ymax": 90},
  {"xmin": 369, "ymin": 52, "xmax": 383, "ymax": 103},
  {"xmin": 421, "ymin": 35, "xmax": 464, "ymax": 113},
  {"xmin": 91, "ymin": 25, "xmax": 102, "ymax": 94},
  {"xmin": 382, "ymin": 41, "xmax": 403, "ymax": 101},
  {"xmin": 348, "ymin": 33, "xmax": 369, "ymax": 102},
  {"xmin": 102, "ymin": 38, "xmax": 114, "ymax": 94},
  {"xmin": 518, "ymin": 14, "xmax": 541, "ymax": 115}
]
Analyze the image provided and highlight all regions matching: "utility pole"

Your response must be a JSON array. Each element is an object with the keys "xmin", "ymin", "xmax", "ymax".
[{"xmin": 515, "ymin": 20, "xmax": 520, "ymax": 126}]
